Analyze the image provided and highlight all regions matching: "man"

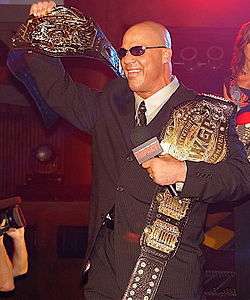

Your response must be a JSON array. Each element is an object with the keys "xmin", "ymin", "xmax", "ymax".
[
  {"xmin": 6, "ymin": 2, "xmax": 250, "ymax": 299},
  {"xmin": 0, "ymin": 220, "xmax": 28, "ymax": 291}
]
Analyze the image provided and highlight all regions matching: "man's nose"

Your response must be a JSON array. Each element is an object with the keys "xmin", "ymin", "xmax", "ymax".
[{"xmin": 122, "ymin": 51, "xmax": 136, "ymax": 64}]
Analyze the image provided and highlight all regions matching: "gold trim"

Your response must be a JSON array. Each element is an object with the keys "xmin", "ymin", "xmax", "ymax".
[{"xmin": 142, "ymin": 219, "xmax": 180, "ymax": 254}]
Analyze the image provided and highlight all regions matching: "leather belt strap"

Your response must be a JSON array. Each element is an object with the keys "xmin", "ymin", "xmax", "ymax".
[
  {"xmin": 123, "ymin": 253, "xmax": 165, "ymax": 300},
  {"xmin": 122, "ymin": 187, "xmax": 193, "ymax": 300}
]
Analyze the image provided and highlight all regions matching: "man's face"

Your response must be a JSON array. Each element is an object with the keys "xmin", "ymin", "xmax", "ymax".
[{"xmin": 120, "ymin": 26, "xmax": 171, "ymax": 98}]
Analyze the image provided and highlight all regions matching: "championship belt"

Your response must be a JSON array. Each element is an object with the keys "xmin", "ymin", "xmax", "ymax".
[
  {"xmin": 11, "ymin": 6, "xmax": 123, "ymax": 77},
  {"xmin": 237, "ymin": 125, "xmax": 250, "ymax": 160},
  {"xmin": 123, "ymin": 95, "xmax": 234, "ymax": 300},
  {"xmin": 235, "ymin": 104, "xmax": 250, "ymax": 161},
  {"xmin": 7, "ymin": 6, "xmax": 123, "ymax": 127}
]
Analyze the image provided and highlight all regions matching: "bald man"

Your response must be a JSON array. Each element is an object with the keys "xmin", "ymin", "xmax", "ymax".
[{"xmin": 6, "ymin": 2, "xmax": 250, "ymax": 299}]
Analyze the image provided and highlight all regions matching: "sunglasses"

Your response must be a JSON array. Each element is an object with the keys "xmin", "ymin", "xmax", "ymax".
[{"xmin": 117, "ymin": 45, "xmax": 167, "ymax": 59}]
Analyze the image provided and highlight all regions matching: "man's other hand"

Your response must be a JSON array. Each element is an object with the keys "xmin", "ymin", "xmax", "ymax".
[
  {"xmin": 30, "ymin": 1, "xmax": 56, "ymax": 17},
  {"xmin": 142, "ymin": 154, "xmax": 187, "ymax": 186}
]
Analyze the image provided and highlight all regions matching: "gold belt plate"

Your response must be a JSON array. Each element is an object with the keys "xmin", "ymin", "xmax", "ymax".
[
  {"xmin": 156, "ymin": 189, "xmax": 191, "ymax": 221},
  {"xmin": 161, "ymin": 99, "xmax": 233, "ymax": 163},
  {"xmin": 142, "ymin": 219, "xmax": 180, "ymax": 254},
  {"xmin": 142, "ymin": 97, "xmax": 234, "ymax": 255}
]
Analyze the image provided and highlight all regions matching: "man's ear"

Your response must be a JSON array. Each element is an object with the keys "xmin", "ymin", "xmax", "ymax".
[{"xmin": 162, "ymin": 48, "xmax": 172, "ymax": 63}]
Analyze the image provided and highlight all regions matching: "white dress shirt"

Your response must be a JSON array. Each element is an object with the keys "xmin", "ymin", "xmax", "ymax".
[
  {"xmin": 134, "ymin": 76, "xmax": 179, "ymax": 125},
  {"xmin": 134, "ymin": 76, "xmax": 185, "ymax": 191}
]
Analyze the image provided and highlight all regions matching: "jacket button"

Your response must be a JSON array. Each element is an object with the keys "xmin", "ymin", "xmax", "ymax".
[
  {"xmin": 126, "ymin": 156, "xmax": 134, "ymax": 162},
  {"xmin": 116, "ymin": 186, "xmax": 124, "ymax": 192}
]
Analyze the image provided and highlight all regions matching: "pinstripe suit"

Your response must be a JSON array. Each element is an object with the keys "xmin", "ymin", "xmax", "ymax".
[{"xmin": 9, "ymin": 53, "xmax": 250, "ymax": 299}]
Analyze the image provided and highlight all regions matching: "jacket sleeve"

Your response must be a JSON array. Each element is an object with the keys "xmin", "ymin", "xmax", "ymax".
[
  {"xmin": 180, "ymin": 111, "xmax": 250, "ymax": 203},
  {"xmin": 9, "ymin": 51, "xmax": 102, "ymax": 134}
]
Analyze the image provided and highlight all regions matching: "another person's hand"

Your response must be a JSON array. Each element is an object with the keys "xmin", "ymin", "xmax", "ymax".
[
  {"xmin": 0, "ymin": 219, "xmax": 6, "ymax": 239},
  {"xmin": 5, "ymin": 227, "xmax": 25, "ymax": 241},
  {"xmin": 142, "ymin": 154, "xmax": 187, "ymax": 186},
  {"xmin": 30, "ymin": 1, "xmax": 56, "ymax": 17},
  {"xmin": 6, "ymin": 227, "xmax": 28, "ymax": 276}
]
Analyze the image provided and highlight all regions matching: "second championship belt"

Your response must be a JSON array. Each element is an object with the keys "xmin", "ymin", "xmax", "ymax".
[{"xmin": 123, "ymin": 95, "xmax": 235, "ymax": 300}]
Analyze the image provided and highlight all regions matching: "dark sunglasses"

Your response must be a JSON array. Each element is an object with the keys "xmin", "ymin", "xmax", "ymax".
[{"xmin": 117, "ymin": 45, "xmax": 167, "ymax": 59}]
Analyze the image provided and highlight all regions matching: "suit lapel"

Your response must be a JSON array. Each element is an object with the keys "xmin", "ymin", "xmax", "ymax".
[
  {"xmin": 124, "ymin": 84, "xmax": 197, "ymax": 204},
  {"xmin": 114, "ymin": 82, "xmax": 196, "ymax": 151},
  {"xmin": 114, "ymin": 83, "xmax": 136, "ymax": 149},
  {"xmin": 136, "ymin": 84, "xmax": 197, "ymax": 143}
]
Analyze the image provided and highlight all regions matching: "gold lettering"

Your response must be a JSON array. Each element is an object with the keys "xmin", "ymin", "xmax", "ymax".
[
  {"xmin": 190, "ymin": 140, "xmax": 206, "ymax": 159},
  {"xmin": 197, "ymin": 119, "xmax": 215, "ymax": 143}
]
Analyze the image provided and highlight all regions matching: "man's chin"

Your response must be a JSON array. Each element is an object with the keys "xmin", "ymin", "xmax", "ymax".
[{"xmin": 127, "ymin": 81, "xmax": 143, "ymax": 93}]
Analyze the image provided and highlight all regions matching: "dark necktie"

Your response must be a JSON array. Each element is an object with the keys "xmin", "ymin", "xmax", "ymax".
[{"xmin": 137, "ymin": 101, "xmax": 147, "ymax": 126}]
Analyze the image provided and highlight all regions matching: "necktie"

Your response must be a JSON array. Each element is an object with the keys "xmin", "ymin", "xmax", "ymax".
[{"xmin": 137, "ymin": 101, "xmax": 147, "ymax": 126}]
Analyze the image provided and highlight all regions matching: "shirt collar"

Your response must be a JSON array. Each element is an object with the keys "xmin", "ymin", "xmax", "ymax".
[{"xmin": 134, "ymin": 75, "xmax": 179, "ymax": 118}]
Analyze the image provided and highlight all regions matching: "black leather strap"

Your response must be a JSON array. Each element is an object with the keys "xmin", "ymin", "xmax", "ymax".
[
  {"xmin": 122, "ymin": 187, "xmax": 193, "ymax": 300},
  {"xmin": 123, "ymin": 253, "xmax": 165, "ymax": 300}
]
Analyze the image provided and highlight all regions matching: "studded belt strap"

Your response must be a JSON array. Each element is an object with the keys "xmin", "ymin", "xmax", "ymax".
[
  {"xmin": 122, "ymin": 187, "xmax": 194, "ymax": 300},
  {"xmin": 123, "ymin": 252, "xmax": 165, "ymax": 300}
]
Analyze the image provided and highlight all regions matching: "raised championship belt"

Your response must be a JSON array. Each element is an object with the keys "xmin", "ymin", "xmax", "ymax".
[
  {"xmin": 12, "ymin": 6, "xmax": 123, "ymax": 77},
  {"xmin": 122, "ymin": 95, "xmax": 234, "ymax": 300},
  {"xmin": 8, "ymin": 6, "xmax": 123, "ymax": 127}
]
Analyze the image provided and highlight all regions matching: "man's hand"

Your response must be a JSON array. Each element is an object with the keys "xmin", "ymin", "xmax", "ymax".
[
  {"xmin": 142, "ymin": 154, "xmax": 187, "ymax": 186},
  {"xmin": 30, "ymin": 1, "xmax": 56, "ymax": 17}
]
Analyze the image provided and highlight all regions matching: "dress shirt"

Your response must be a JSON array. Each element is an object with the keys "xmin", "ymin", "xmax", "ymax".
[
  {"xmin": 134, "ymin": 76, "xmax": 179, "ymax": 124},
  {"xmin": 134, "ymin": 76, "xmax": 184, "ymax": 191}
]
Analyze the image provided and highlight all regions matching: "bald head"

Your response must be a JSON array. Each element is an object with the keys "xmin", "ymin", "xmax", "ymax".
[
  {"xmin": 120, "ymin": 21, "xmax": 173, "ymax": 98},
  {"xmin": 123, "ymin": 21, "xmax": 171, "ymax": 49}
]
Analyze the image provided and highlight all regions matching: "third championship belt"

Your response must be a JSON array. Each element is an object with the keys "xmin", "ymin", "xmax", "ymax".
[{"xmin": 123, "ymin": 95, "xmax": 235, "ymax": 300}]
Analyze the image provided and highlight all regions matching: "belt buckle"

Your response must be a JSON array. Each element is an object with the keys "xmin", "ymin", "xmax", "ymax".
[
  {"xmin": 141, "ymin": 218, "xmax": 180, "ymax": 255},
  {"xmin": 156, "ymin": 190, "xmax": 191, "ymax": 221}
]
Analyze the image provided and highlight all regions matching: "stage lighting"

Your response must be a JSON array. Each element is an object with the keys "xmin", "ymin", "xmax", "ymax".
[
  {"xmin": 179, "ymin": 46, "xmax": 200, "ymax": 72},
  {"xmin": 26, "ymin": 143, "xmax": 63, "ymax": 185},
  {"xmin": 33, "ymin": 144, "xmax": 55, "ymax": 163},
  {"xmin": 206, "ymin": 46, "xmax": 224, "ymax": 71}
]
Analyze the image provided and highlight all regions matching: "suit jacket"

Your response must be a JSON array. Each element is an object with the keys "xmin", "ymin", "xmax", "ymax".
[{"xmin": 8, "ymin": 52, "xmax": 250, "ymax": 298}]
